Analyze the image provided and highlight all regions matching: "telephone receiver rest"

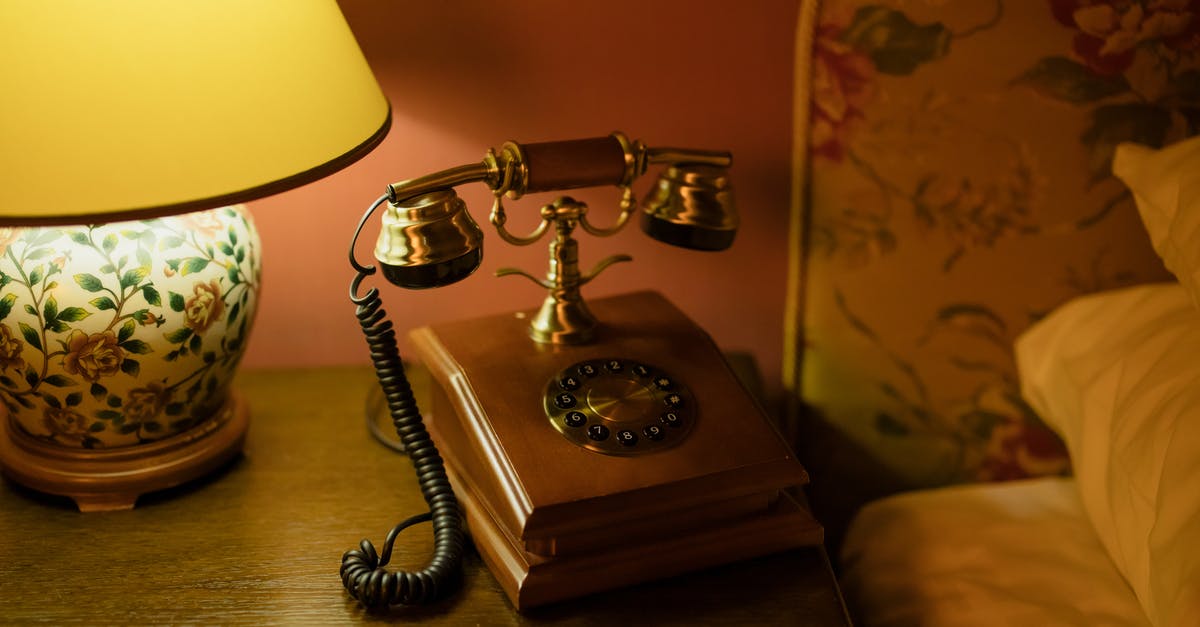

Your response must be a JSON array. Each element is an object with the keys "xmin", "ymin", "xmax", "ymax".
[{"xmin": 370, "ymin": 134, "xmax": 737, "ymax": 291}]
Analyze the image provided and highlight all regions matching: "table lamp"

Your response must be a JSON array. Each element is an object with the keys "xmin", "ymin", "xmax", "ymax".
[{"xmin": 0, "ymin": 1, "xmax": 389, "ymax": 511}]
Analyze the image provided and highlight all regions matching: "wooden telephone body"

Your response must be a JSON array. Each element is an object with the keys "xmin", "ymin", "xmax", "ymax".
[{"xmin": 413, "ymin": 290, "xmax": 821, "ymax": 609}]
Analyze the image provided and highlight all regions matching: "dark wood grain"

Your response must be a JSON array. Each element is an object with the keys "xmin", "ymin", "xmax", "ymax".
[
  {"xmin": 412, "ymin": 291, "xmax": 824, "ymax": 608},
  {"xmin": 0, "ymin": 367, "xmax": 850, "ymax": 625}
]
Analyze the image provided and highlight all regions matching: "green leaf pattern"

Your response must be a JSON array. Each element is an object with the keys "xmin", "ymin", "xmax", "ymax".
[
  {"xmin": 841, "ymin": 6, "xmax": 951, "ymax": 75},
  {"xmin": 803, "ymin": 0, "xmax": 1200, "ymax": 484},
  {"xmin": 813, "ymin": 1, "xmax": 1200, "ymax": 269},
  {"xmin": 1014, "ymin": 56, "xmax": 1130, "ymax": 104},
  {"xmin": 0, "ymin": 207, "xmax": 260, "ymax": 447}
]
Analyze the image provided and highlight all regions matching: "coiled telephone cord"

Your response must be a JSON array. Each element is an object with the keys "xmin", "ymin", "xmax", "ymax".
[{"xmin": 339, "ymin": 271, "xmax": 466, "ymax": 609}]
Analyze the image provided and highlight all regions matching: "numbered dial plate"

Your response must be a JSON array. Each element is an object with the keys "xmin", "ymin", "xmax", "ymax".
[{"xmin": 544, "ymin": 358, "xmax": 695, "ymax": 456}]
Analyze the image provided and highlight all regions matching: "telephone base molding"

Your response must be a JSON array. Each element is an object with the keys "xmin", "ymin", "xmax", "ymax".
[
  {"xmin": 450, "ymin": 462, "xmax": 823, "ymax": 609},
  {"xmin": 412, "ymin": 290, "xmax": 822, "ymax": 610}
]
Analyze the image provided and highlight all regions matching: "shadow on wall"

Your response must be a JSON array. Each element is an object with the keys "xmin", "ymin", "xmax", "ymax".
[
  {"xmin": 792, "ymin": 398, "xmax": 908, "ymax": 564},
  {"xmin": 245, "ymin": 0, "xmax": 803, "ymax": 406},
  {"xmin": 340, "ymin": 1, "xmax": 762, "ymax": 145}
]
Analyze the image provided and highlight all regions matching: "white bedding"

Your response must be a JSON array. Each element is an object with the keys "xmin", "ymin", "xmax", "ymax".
[
  {"xmin": 840, "ymin": 478, "xmax": 1150, "ymax": 627},
  {"xmin": 1015, "ymin": 283, "xmax": 1200, "ymax": 626},
  {"xmin": 837, "ymin": 139, "xmax": 1200, "ymax": 627}
]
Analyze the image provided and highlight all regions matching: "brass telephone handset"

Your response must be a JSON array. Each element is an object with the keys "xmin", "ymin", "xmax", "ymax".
[{"xmin": 341, "ymin": 132, "xmax": 809, "ymax": 611}]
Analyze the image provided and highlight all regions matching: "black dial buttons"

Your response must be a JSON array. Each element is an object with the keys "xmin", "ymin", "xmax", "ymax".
[
  {"xmin": 543, "ymin": 359, "xmax": 696, "ymax": 456},
  {"xmin": 564, "ymin": 411, "xmax": 586, "ymax": 427},
  {"xmin": 554, "ymin": 392, "xmax": 577, "ymax": 409}
]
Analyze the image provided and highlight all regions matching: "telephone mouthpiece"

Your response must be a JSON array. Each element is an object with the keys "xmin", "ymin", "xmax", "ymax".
[{"xmin": 374, "ymin": 188, "xmax": 484, "ymax": 289}]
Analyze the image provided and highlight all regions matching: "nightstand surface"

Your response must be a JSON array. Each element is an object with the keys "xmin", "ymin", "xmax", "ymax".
[{"xmin": 0, "ymin": 367, "xmax": 850, "ymax": 625}]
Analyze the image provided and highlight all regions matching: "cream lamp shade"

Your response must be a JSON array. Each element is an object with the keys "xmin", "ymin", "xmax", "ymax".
[
  {"xmin": 0, "ymin": 0, "xmax": 388, "ymax": 511},
  {"xmin": 0, "ymin": 0, "xmax": 391, "ymax": 223}
]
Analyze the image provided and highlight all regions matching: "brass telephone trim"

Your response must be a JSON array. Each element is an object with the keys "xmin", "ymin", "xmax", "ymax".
[
  {"xmin": 346, "ymin": 132, "xmax": 792, "ymax": 612},
  {"xmin": 542, "ymin": 358, "xmax": 697, "ymax": 456}
]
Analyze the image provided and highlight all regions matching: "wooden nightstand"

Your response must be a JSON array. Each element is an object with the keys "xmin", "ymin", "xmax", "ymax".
[{"xmin": 0, "ymin": 367, "xmax": 850, "ymax": 625}]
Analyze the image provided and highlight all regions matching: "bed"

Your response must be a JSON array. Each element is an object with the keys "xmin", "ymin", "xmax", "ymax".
[
  {"xmin": 837, "ymin": 136, "xmax": 1200, "ymax": 627},
  {"xmin": 788, "ymin": 2, "xmax": 1200, "ymax": 625}
]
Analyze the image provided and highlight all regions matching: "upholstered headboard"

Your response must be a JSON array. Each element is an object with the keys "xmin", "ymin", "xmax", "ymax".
[{"xmin": 786, "ymin": 0, "xmax": 1200, "ymax": 545}]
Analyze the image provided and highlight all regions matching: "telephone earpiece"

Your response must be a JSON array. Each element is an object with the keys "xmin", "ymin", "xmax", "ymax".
[{"xmin": 640, "ymin": 164, "xmax": 736, "ymax": 251}]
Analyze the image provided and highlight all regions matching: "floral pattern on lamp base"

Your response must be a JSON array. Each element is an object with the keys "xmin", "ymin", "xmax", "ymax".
[{"xmin": 0, "ymin": 205, "xmax": 260, "ymax": 449}]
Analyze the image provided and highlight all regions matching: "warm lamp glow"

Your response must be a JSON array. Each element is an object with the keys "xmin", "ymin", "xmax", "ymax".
[
  {"xmin": 0, "ymin": 0, "xmax": 390, "ymax": 223},
  {"xmin": 0, "ymin": 0, "xmax": 388, "ymax": 511}
]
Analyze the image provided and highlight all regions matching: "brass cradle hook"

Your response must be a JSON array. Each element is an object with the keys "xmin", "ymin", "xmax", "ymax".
[
  {"xmin": 372, "ymin": 131, "xmax": 735, "ymax": 345},
  {"xmin": 494, "ymin": 195, "xmax": 633, "ymax": 344}
]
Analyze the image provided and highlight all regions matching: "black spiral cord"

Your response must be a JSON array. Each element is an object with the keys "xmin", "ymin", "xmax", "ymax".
[{"xmin": 340, "ymin": 196, "xmax": 466, "ymax": 610}]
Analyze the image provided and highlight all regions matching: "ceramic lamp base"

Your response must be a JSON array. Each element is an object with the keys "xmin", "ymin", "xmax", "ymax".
[{"xmin": 0, "ymin": 391, "xmax": 247, "ymax": 512}]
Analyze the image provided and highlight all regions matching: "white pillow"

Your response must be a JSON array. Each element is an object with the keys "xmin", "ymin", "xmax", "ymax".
[
  {"xmin": 1113, "ymin": 138, "xmax": 1200, "ymax": 312},
  {"xmin": 841, "ymin": 478, "xmax": 1151, "ymax": 627},
  {"xmin": 1016, "ymin": 283, "xmax": 1200, "ymax": 627}
]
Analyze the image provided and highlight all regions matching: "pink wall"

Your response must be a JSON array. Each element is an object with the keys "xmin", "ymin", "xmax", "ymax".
[{"xmin": 243, "ymin": 1, "xmax": 800, "ymax": 398}]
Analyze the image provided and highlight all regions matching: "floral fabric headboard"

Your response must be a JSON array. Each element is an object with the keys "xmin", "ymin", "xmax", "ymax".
[{"xmin": 787, "ymin": 0, "xmax": 1200, "ymax": 543}]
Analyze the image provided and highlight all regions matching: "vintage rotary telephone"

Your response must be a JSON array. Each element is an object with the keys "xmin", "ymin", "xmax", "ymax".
[{"xmin": 340, "ymin": 132, "xmax": 818, "ymax": 611}]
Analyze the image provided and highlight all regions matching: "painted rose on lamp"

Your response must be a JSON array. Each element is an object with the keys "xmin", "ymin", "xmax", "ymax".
[{"xmin": 0, "ymin": 206, "xmax": 260, "ymax": 450}]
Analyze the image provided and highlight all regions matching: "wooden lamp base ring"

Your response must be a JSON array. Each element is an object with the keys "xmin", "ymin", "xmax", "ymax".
[{"xmin": 0, "ymin": 391, "xmax": 248, "ymax": 512}]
